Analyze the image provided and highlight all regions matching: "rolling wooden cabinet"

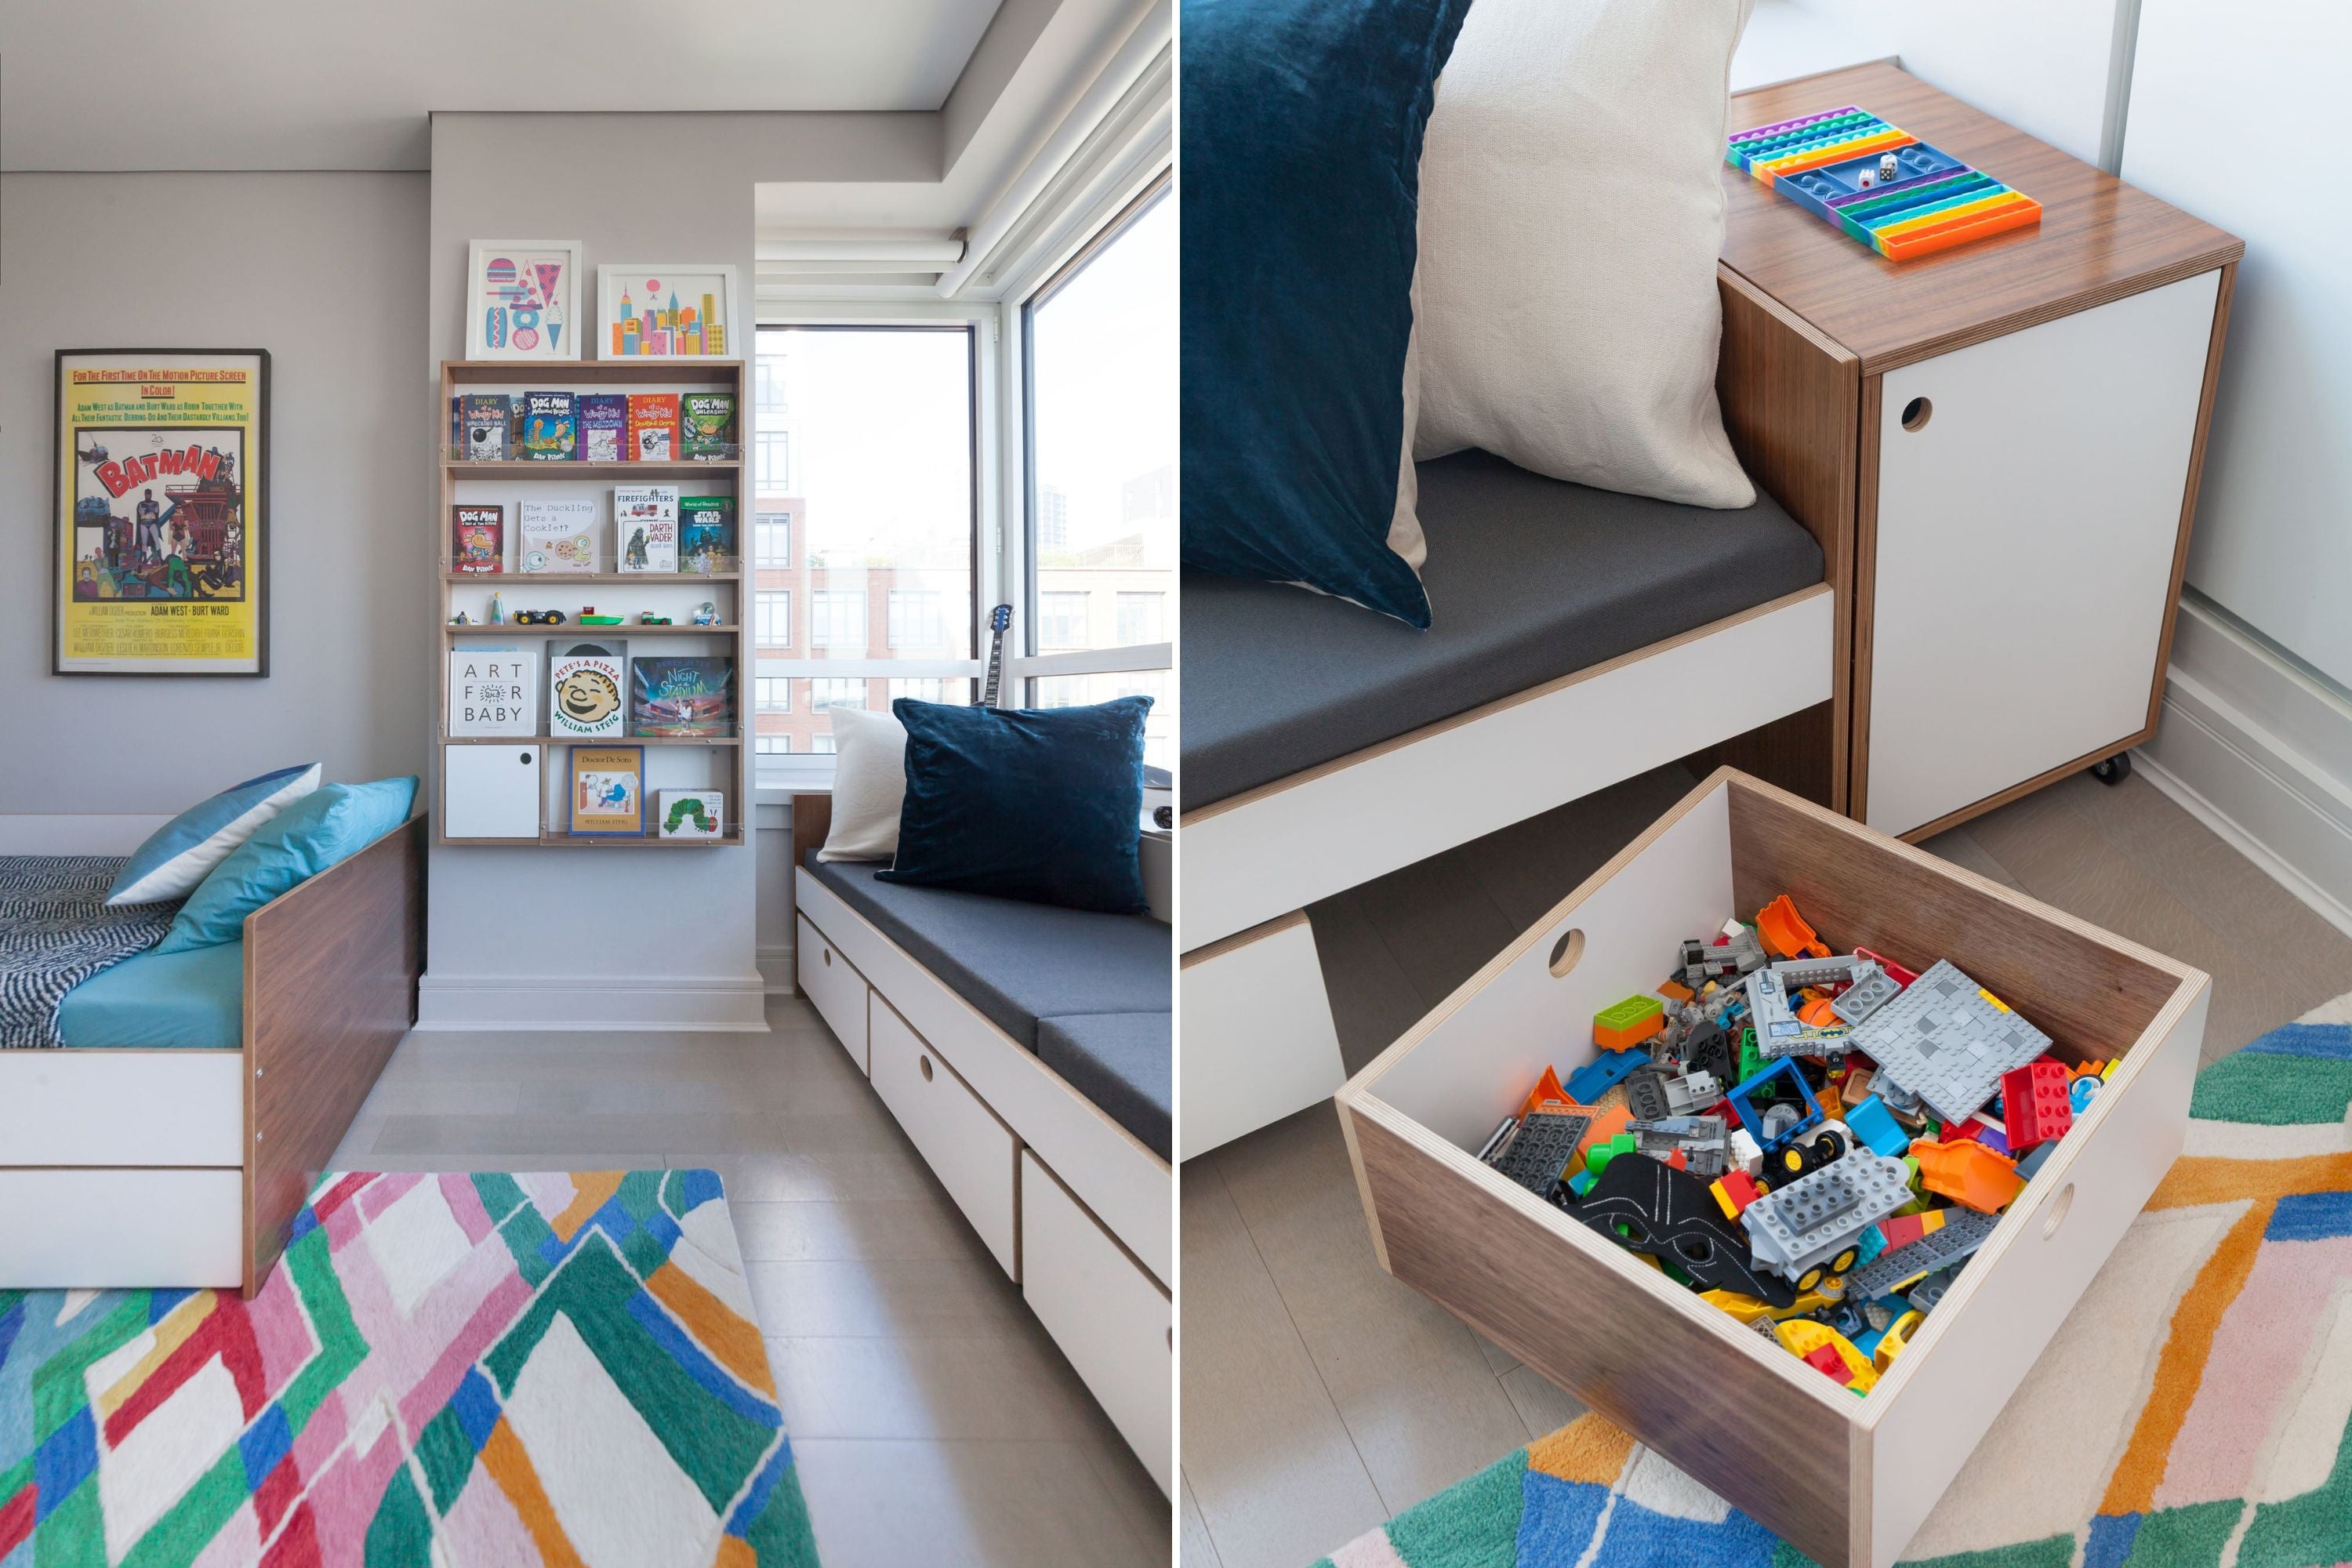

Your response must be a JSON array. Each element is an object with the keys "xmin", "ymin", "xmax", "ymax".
[{"xmin": 1714, "ymin": 63, "xmax": 2242, "ymax": 839}]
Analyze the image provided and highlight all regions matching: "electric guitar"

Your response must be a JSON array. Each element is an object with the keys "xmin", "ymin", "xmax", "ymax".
[{"xmin": 977, "ymin": 604, "xmax": 1013, "ymax": 709}]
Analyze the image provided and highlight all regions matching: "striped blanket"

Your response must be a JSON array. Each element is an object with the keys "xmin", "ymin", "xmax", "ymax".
[{"xmin": 0, "ymin": 855, "xmax": 176, "ymax": 1048}]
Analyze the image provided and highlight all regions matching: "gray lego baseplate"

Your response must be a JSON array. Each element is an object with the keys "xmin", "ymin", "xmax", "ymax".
[
  {"xmin": 1745, "ymin": 965, "xmax": 1854, "ymax": 1059},
  {"xmin": 1842, "ymin": 1207, "xmax": 2001, "ymax": 1300},
  {"xmin": 1850, "ymin": 960, "xmax": 2052, "ymax": 1123},
  {"xmin": 1740, "ymin": 1149, "xmax": 1911, "ymax": 1280}
]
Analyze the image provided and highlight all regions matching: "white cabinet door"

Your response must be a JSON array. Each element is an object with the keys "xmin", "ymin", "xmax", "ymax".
[
  {"xmin": 444, "ymin": 744, "xmax": 543, "ymax": 839},
  {"xmin": 1866, "ymin": 270, "xmax": 2219, "ymax": 837}
]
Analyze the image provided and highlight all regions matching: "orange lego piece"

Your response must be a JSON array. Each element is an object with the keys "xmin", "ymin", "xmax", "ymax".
[
  {"xmin": 1578, "ymin": 1101, "xmax": 1632, "ymax": 1157},
  {"xmin": 1594, "ymin": 1011, "xmax": 1666, "ymax": 1052},
  {"xmin": 1798, "ymin": 994, "xmax": 1841, "ymax": 1028},
  {"xmin": 1756, "ymin": 895, "xmax": 1831, "ymax": 960},
  {"xmin": 1659, "ymin": 977, "xmax": 1696, "ymax": 1004},
  {"xmin": 1909, "ymin": 1136, "xmax": 2023, "ymax": 1213},
  {"xmin": 1710, "ymin": 1170, "xmax": 1762, "ymax": 1221},
  {"xmin": 1518, "ymin": 1066, "xmax": 1572, "ymax": 1120}
]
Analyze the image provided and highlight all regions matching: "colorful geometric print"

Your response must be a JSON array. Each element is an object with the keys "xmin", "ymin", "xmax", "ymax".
[
  {"xmin": 0, "ymin": 1171, "xmax": 819, "ymax": 1567},
  {"xmin": 1313, "ymin": 1004, "xmax": 2352, "ymax": 1568}
]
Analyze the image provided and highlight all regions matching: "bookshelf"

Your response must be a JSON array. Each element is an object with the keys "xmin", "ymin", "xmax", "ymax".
[{"xmin": 436, "ymin": 358, "xmax": 749, "ymax": 848}]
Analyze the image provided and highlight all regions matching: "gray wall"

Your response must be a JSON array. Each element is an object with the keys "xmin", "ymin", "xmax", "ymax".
[
  {"xmin": 0, "ymin": 172, "xmax": 430, "ymax": 814},
  {"xmin": 424, "ymin": 113, "xmax": 762, "ymax": 1025}
]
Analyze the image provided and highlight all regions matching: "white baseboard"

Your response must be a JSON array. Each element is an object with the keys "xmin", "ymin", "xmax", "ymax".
[
  {"xmin": 758, "ymin": 943, "xmax": 798, "ymax": 996},
  {"xmin": 414, "ymin": 972, "xmax": 771, "ymax": 1031},
  {"xmin": 0, "ymin": 815, "xmax": 171, "ymax": 855},
  {"xmin": 2138, "ymin": 599, "xmax": 2352, "ymax": 941}
]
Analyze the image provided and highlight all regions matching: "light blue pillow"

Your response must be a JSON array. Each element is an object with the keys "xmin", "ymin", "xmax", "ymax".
[
  {"xmin": 156, "ymin": 777, "xmax": 419, "ymax": 953},
  {"xmin": 107, "ymin": 764, "xmax": 321, "ymax": 906}
]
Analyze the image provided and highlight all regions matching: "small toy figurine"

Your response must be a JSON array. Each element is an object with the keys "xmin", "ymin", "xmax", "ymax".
[
  {"xmin": 488, "ymin": 590, "xmax": 506, "ymax": 625},
  {"xmin": 691, "ymin": 601, "xmax": 720, "ymax": 626},
  {"xmin": 450, "ymin": 611, "xmax": 472, "ymax": 625}
]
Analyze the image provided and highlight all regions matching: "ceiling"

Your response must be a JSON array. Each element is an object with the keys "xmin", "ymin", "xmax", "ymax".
[{"xmin": 0, "ymin": 0, "xmax": 1007, "ymax": 170}]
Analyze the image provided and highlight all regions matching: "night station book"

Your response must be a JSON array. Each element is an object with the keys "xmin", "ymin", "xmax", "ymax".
[
  {"xmin": 518, "ymin": 498, "xmax": 597, "ymax": 573},
  {"xmin": 452, "ymin": 504, "xmax": 503, "ymax": 573},
  {"xmin": 631, "ymin": 655, "xmax": 735, "ymax": 737},
  {"xmin": 519, "ymin": 390, "xmax": 577, "ymax": 461},
  {"xmin": 626, "ymin": 394, "xmax": 681, "ymax": 460},
  {"xmin": 615, "ymin": 485, "xmax": 679, "ymax": 572},
  {"xmin": 577, "ymin": 394, "xmax": 627, "ymax": 463}
]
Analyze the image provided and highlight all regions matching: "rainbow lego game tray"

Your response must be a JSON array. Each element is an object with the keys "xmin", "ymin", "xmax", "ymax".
[{"xmin": 1726, "ymin": 107, "xmax": 2042, "ymax": 261}]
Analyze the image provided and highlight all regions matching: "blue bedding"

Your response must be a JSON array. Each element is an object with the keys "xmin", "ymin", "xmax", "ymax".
[{"xmin": 56, "ymin": 940, "xmax": 245, "ymax": 1050}]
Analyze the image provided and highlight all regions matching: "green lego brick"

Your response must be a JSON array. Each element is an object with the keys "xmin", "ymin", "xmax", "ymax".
[
  {"xmin": 1595, "ymin": 995, "xmax": 1664, "ymax": 1033},
  {"xmin": 1738, "ymin": 1026, "xmax": 1768, "ymax": 1083}
]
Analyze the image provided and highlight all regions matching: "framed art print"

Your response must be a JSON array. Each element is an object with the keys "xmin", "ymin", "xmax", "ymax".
[
  {"xmin": 466, "ymin": 241, "xmax": 583, "ymax": 360},
  {"xmin": 568, "ymin": 744, "xmax": 645, "ymax": 836},
  {"xmin": 597, "ymin": 265, "xmax": 740, "ymax": 358},
  {"xmin": 54, "ymin": 349, "xmax": 270, "ymax": 676}
]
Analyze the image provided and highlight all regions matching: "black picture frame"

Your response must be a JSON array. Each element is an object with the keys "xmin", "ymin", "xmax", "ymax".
[{"xmin": 52, "ymin": 347, "xmax": 271, "ymax": 677}]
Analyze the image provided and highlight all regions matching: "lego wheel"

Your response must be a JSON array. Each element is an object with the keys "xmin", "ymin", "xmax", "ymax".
[
  {"xmin": 1795, "ymin": 1265, "xmax": 1825, "ymax": 1292},
  {"xmin": 2090, "ymin": 753, "xmax": 2133, "ymax": 786},
  {"xmin": 1830, "ymin": 1245, "xmax": 1860, "ymax": 1274},
  {"xmin": 1778, "ymin": 1145, "xmax": 1809, "ymax": 1177}
]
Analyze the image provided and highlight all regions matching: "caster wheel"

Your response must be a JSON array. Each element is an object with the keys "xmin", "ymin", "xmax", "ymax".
[{"xmin": 2090, "ymin": 753, "xmax": 2133, "ymax": 786}]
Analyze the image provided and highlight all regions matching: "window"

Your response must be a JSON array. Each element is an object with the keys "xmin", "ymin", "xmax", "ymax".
[
  {"xmin": 756, "ymin": 677, "xmax": 791, "ymax": 713},
  {"xmin": 1039, "ymin": 591, "xmax": 1089, "ymax": 649},
  {"xmin": 755, "ymin": 593, "xmax": 790, "ymax": 650},
  {"xmin": 809, "ymin": 590, "xmax": 866, "ymax": 650},
  {"xmin": 755, "ymin": 735, "xmax": 790, "ymax": 755},
  {"xmin": 889, "ymin": 677, "xmax": 964, "ymax": 703},
  {"xmin": 755, "ymin": 429, "xmax": 790, "ymax": 491},
  {"xmin": 757, "ymin": 511, "xmax": 791, "ymax": 568},
  {"xmin": 1115, "ymin": 591, "xmax": 1163, "ymax": 646},
  {"xmin": 809, "ymin": 679, "xmax": 867, "ymax": 711},
  {"xmin": 811, "ymin": 735, "xmax": 837, "ymax": 755},
  {"xmin": 888, "ymin": 590, "xmax": 945, "ymax": 650}
]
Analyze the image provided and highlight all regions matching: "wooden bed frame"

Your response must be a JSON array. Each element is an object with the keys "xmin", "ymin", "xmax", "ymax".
[{"xmin": 0, "ymin": 814, "xmax": 426, "ymax": 1296}]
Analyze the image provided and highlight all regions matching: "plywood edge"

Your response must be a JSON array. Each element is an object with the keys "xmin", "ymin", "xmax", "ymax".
[
  {"xmin": 1334, "ymin": 1098, "xmax": 1392, "ymax": 1274},
  {"xmin": 1179, "ymin": 590, "xmax": 1832, "ymax": 828},
  {"xmin": 2143, "ymin": 260, "xmax": 2237, "ymax": 737},
  {"xmin": 1719, "ymin": 263, "xmax": 1860, "ymax": 367},
  {"xmin": 1337, "ymin": 771, "xmax": 1740, "ymax": 1105},
  {"xmin": 1180, "ymin": 909, "xmax": 1308, "ymax": 967}
]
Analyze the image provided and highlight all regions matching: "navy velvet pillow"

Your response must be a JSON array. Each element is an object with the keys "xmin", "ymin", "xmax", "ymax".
[
  {"xmin": 880, "ymin": 697, "xmax": 1152, "ymax": 915},
  {"xmin": 1180, "ymin": 0, "xmax": 1474, "ymax": 630}
]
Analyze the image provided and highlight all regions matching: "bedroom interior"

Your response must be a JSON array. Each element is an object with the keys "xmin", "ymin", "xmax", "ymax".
[
  {"xmin": 1, "ymin": 4, "xmax": 1172, "ymax": 1566},
  {"xmin": 1176, "ymin": 2, "xmax": 2352, "ymax": 1568}
]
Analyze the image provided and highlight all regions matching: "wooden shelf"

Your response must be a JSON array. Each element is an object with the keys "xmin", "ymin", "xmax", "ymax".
[
  {"xmin": 444, "ymin": 831, "xmax": 746, "ymax": 848},
  {"xmin": 442, "ymin": 734, "xmax": 740, "ymax": 746},
  {"xmin": 446, "ymin": 358, "xmax": 744, "ymax": 387},
  {"xmin": 445, "ymin": 622, "xmax": 742, "ymax": 637},
  {"xmin": 443, "ymin": 571, "xmax": 739, "ymax": 584},
  {"xmin": 443, "ymin": 459, "xmax": 741, "ymax": 480}
]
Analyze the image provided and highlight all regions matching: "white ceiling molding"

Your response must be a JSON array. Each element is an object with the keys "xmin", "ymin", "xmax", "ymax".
[
  {"xmin": 754, "ymin": 234, "xmax": 968, "ymax": 300},
  {"xmin": 760, "ymin": 238, "xmax": 967, "ymax": 263},
  {"xmin": 936, "ymin": 5, "xmax": 1170, "ymax": 299}
]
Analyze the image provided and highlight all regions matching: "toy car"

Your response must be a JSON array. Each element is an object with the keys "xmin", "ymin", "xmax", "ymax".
[{"xmin": 514, "ymin": 608, "xmax": 566, "ymax": 626}]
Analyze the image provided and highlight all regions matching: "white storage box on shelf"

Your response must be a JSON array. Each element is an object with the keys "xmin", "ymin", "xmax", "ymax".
[{"xmin": 1338, "ymin": 768, "xmax": 2209, "ymax": 1568}]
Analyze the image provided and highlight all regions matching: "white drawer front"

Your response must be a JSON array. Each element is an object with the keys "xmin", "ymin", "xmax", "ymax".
[
  {"xmin": 0, "ymin": 1051, "xmax": 245, "ymax": 1167},
  {"xmin": 797, "ymin": 913, "xmax": 869, "ymax": 1074},
  {"xmin": 1867, "ymin": 270, "xmax": 2220, "ymax": 836},
  {"xmin": 870, "ymin": 1000, "xmax": 1018, "ymax": 1276},
  {"xmin": 1181, "ymin": 913, "xmax": 1345, "ymax": 1160},
  {"xmin": 1022, "ymin": 1150, "xmax": 1172, "ymax": 1494},
  {"xmin": 0, "ymin": 1169, "xmax": 243, "ymax": 1289}
]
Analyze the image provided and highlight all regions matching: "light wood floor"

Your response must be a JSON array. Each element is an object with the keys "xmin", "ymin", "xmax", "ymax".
[
  {"xmin": 328, "ymin": 993, "xmax": 1170, "ymax": 1568},
  {"xmin": 1178, "ymin": 763, "xmax": 2352, "ymax": 1568}
]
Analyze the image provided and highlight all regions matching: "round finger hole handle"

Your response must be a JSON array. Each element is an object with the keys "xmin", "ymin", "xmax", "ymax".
[
  {"xmin": 2042, "ymin": 1181, "xmax": 2074, "ymax": 1240},
  {"xmin": 1548, "ymin": 928, "xmax": 1586, "ymax": 978},
  {"xmin": 1901, "ymin": 396, "xmax": 1933, "ymax": 432},
  {"xmin": 919, "ymin": 1054, "xmax": 935, "ymax": 1083}
]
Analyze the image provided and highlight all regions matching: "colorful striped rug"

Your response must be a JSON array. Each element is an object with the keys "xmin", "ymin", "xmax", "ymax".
[
  {"xmin": 1316, "ymin": 999, "xmax": 2352, "ymax": 1568},
  {"xmin": 0, "ymin": 1171, "xmax": 818, "ymax": 1567}
]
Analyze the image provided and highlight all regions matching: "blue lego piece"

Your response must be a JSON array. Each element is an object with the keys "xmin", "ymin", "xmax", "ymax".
[
  {"xmin": 1844, "ymin": 1094, "xmax": 1911, "ymax": 1160},
  {"xmin": 1564, "ymin": 1046, "xmax": 1650, "ymax": 1105},
  {"xmin": 1565, "ymin": 1168, "xmax": 1597, "ymax": 1200},
  {"xmin": 1723, "ymin": 1058, "xmax": 1824, "ymax": 1154},
  {"xmin": 1855, "ymin": 1224, "xmax": 1888, "ymax": 1267},
  {"xmin": 2015, "ymin": 1140, "xmax": 2056, "ymax": 1181},
  {"xmin": 2071, "ymin": 1074, "xmax": 2102, "ymax": 1115},
  {"xmin": 1851, "ymin": 1324, "xmax": 1887, "ymax": 1363}
]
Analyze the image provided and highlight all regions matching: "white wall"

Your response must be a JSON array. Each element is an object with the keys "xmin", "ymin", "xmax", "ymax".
[
  {"xmin": 0, "ymin": 172, "xmax": 430, "ymax": 819},
  {"xmin": 424, "ymin": 113, "xmax": 764, "ymax": 1029},
  {"xmin": 1788, "ymin": 0, "xmax": 2121, "ymax": 166},
  {"xmin": 2121, "ymin": 0, "xmax": 2352, "ymax": 689}
]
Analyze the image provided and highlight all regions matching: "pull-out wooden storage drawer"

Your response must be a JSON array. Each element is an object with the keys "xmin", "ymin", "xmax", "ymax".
[
  {"xmin": 1339, "ymin": 768, "xmax": 2209, "ymax": 1568},
  {"xmin": 797, "ymin": 912, "xmax": 870, "ymax": 1074},
  {"xmin": 1022, "ymin": 1150, "xmax": 1172, "ymax": 1494},
  {"xmin": 870, "ymin": 1000, "xmax": 1019, "ymax": 1277}
]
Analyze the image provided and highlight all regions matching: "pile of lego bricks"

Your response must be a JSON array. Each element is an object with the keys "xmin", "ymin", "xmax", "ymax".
[
  {"xmin": 1477, "ymin": 894, "xmax": 2114, "ymax": 1396},
  {"xmin": 1726, "ymin": 106, "xmax": 2042, "ymax": 261}
]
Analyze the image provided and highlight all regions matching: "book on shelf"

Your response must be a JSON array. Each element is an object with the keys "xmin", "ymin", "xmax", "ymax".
[
  {"xmin": 547, "ymin": 641, "xmax": 626, "ymax": 738},
  {"xmin": 615, "ymin": 485, "xmax": 680, "ymax": 572},
  {"xmin": 658, "ymin": 789, "xmax": 726, "ymax": 839},
  {"xmin": 627, "ymin": 393, "xmax": 681, "ymax": 460},
  {"xmin": 568, "ymin": 745, "xmax": 645, "ymax": 836},
  {"xmin": 448, "ymin": 648, "xmax": 538, "ymax": 737},
  {"xmin": 631, "ymin": 655, "xmax": 735, "ymax": 737},
  {"xmin": 459, "ymin": 394, "xmax": 514, "ymax": 460},
  {"xmin": 518, "ymin": 498, "xmax": 597, "ymax": 573},
  {"xmin": 452, "ymin": 504, "xmax": 503, "ymax": 573},
  {"xmin": 681, "ymin": 393, "xmax": 736, "ymax": 459},
  {"xmin": 520, "ymin": 391, "xmax": 577, "ymax": 461},
  {"xmin": 678, "ymin": 495, "xmax": 735, "ymax": 572},
  {"xmin": 578, "ymin": 394, "xmax": 627, "ymax": 463}
]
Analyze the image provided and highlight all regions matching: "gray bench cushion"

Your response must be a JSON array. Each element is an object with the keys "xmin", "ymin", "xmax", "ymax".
[
  {"xmin": 1036, "ymin": 1013, "xmax": 1173, "ymax": 1160},
  {"xmin": 1181, "ymin": 449, "xmax": 1824, "ymax": 808},
  {"xmin": 801, "ymin": 852, "xmax": 1168, "ymax": 1048}
]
